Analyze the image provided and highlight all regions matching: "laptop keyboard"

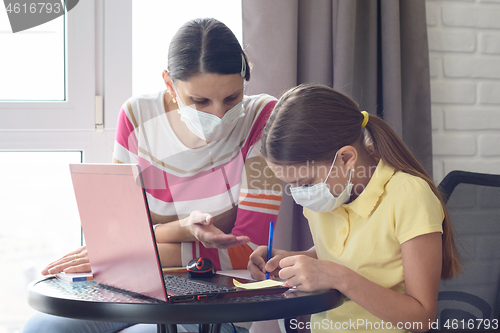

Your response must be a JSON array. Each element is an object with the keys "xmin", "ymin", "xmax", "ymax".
[{"xmin": 164, "ymin": 275, "xmax": 236, "ymax": 295}]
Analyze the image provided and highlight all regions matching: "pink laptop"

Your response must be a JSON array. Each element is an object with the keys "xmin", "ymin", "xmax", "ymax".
[{"xmin": 69, "ymin": 163, "xmax": 287, "ymax": 302}]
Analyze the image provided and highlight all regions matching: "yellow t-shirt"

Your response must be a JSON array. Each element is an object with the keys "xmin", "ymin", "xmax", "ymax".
[{"xmin": 304, "ymin": 160, "xmax": 444, "ymax": 332}]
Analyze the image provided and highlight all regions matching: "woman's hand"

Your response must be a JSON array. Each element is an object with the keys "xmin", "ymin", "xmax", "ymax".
[
  {"xmin": 41, "ymin": 246, "xmax": 91, "ymax": 275},
  {"xmin": 183, "ymin": 211, "xmax": 250, "ymax": 249},
  {"xmin": 248, "ymin": 246, "xmax": 291, "ymax": 281},
  {"xmin": 180, "ymin": 210, "xmax": 213, "ymax": 227},
  {"xmin": 187, "ymin": 223, "xmax": 250, "ymax": 249},
  {"xmin": 279, "ymin": 255, "xmax": 345, "ymax": 292}
]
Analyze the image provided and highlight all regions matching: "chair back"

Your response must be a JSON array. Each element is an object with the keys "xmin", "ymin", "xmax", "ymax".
[{"xmin": 436, "ymin": 170, "xmax": 500, "ymax": 330}]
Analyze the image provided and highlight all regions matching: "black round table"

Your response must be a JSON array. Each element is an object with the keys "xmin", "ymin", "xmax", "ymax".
[{"xmin": 28, "ymin": 277, "xmax": 344, "ymax": 333}]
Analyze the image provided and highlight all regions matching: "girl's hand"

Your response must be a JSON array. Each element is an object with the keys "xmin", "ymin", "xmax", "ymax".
[
  {"xmin": 279, "ymin": 255, "xmax": 348, "ymax": 292},
  {"xmin": 248, "ymin": 246, "xmax": 291, "ymax": 281},
  {"xmin": 41, "ymin": 246, "xmax": 91, "ymax": 275}
]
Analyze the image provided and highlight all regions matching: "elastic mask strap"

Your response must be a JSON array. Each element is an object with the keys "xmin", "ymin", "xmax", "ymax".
[
  {"xmin": 172, "ymin": 86, "xmax": 186, "ymax": 109},
  {"xmin": 240, "ymin": 53, "xmax": 246, "ymax": 78},
  {"xmin": 347, "ymin": 167, "xmax": 354, "ymax": 184},
  {"xmin": 324, "ymin": 151, "xmax": 339, "ymax": 183}
]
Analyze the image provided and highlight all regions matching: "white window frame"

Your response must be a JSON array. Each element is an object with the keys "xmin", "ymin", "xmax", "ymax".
[
  {"xmin": 0, "ymin": 0, "xmax": 95, "ymax": 130},
  {"xmin": 0, "ymin": 0, "xmax": 132, "ymax": 164}
]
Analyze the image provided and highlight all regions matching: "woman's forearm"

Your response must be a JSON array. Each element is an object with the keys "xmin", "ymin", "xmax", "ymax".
[
  {"xmin": 154, "ymin": 220, "xmax": 195, "ymax": 243},
  {"xmin": 157, "ymin": 243, "xmax": 182, "ymax": 267}
]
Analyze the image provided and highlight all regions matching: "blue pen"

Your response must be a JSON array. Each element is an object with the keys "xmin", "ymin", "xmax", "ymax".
[{"xmin": 266, "ymin": 221, "xmax": 275, "ymax": 280}]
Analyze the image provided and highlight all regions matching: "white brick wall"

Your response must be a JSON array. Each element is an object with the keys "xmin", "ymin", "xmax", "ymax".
[{"xmin": 427, "ymin": 0, "xmax": 500, "ymax": 183}]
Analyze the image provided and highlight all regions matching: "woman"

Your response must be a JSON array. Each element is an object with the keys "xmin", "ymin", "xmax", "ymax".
[
  {"xmin": 248, "ymin": 84, "xmax": 461, "ymax": 332},
  {"xmin": 23, "ymin": 18, "xmax": 282, "ymax": 333}
]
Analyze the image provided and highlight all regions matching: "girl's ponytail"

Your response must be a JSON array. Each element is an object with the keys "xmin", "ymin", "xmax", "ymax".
[{"xmin": 364, "ymin": 115, "xmax": 461, "ymax": 279}]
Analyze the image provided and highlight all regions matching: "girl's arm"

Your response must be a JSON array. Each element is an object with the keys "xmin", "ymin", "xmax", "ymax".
[{"xmin": 279, "ymin": 232, "xmax": 442, "ymax": 333}]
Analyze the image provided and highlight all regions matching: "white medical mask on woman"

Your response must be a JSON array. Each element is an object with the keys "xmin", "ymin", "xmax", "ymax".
[
  {"xmin": 174, "ymin": 88, "xmax": 245, "ymax": 142},
  {"xmin": 290, "ymin": 152, "xmax": 354, "ymax": 213}
]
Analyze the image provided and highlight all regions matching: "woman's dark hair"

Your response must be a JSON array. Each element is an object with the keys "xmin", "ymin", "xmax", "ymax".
[
  {"xmin": 168, "ymin": 18, "xmax": 250, "ymax": 82},
  {"xmin": 261, "ymin": 83, "xmax": 461, "ymax": 280}
]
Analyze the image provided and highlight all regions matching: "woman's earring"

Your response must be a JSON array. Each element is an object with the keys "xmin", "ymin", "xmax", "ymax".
[{"xmin": 169, "ymin": 90, "xmax": 177, "ymax": 104}]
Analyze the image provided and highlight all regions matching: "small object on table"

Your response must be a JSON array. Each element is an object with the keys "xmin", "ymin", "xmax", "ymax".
[
  {"xmin": 186, "ymin": 257, "xmax": 216, "ymax": 278},
  {"xmin": 55, "ymin": 272, "xmax": 94, "ymax": 283}
]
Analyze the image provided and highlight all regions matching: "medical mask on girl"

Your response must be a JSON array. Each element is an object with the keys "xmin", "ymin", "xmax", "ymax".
[
  {"xmin": 290, "ymin": 151, "xmax": 354, "ymax": 213},
  {"xmin": 173, "ymin": 87, "xmax": 245, "ymax": 142}
]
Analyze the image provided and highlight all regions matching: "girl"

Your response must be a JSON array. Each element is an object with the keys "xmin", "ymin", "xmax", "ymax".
[
  {"xmin": 248, "ymin": 84, "xmax": 460, "ymax": 332},
  {"xmin": 24, "ymin": 18, "xmax": 282, "ymax": 333}
]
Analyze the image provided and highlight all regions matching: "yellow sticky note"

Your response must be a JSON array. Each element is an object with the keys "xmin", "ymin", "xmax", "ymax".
[{"xmin": 233, "ymin": 278, "xmax": 284, "ymax": 290}]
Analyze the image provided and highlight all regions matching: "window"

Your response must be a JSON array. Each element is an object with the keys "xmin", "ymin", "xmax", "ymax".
[
  {"xmin": 0, "ymin": 1, "xmax": 101, "ymax": 331},
  {"xmin": 0, "ymin": 0, "xmax": 95, "ymax": 130},
  {"xmin": 0, "ymin": 9, "xmax": 65, "ymax": 101},
  {"xmin": 0, "ymin": 151, "xmax": 82, "ymax": 329},
  {"xmin": 132, "ymin": 0, "xmax": 242, "ymax": 96}
]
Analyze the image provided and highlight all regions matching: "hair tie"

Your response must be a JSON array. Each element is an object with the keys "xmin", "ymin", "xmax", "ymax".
[
  {"xmin": 361, "ymin": 111, "xmax": 369, "ymax": 128},
  {"xmin": 240, "ymin": 53, "xmax": 246, "ymax": 78}
]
